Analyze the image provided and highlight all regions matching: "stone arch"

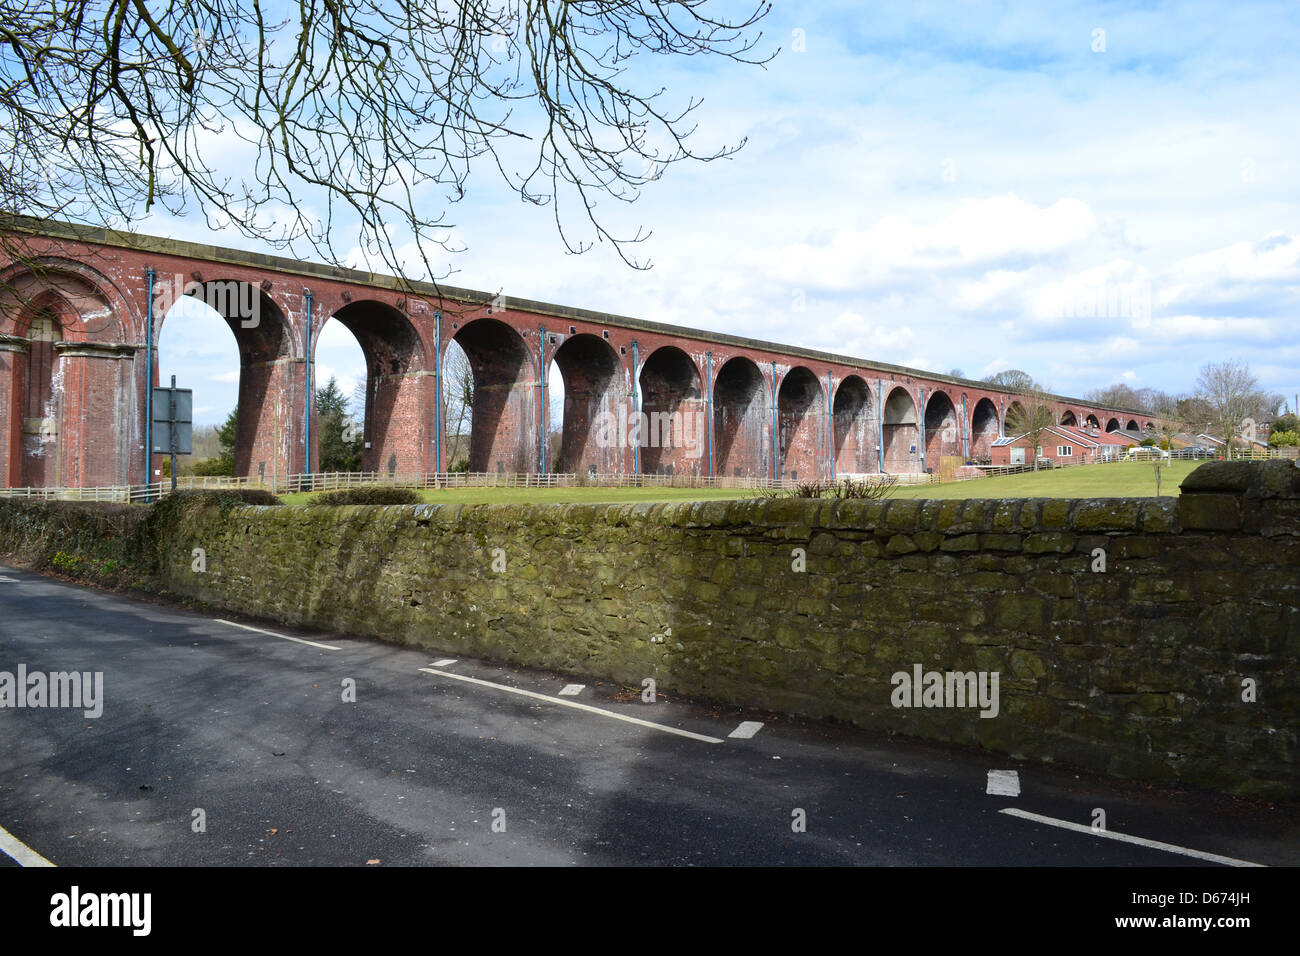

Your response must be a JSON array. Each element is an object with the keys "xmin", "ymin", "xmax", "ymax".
[
  {"xmin": 713, "ymin": 356, "xmax": 768, "ymax": 479},
  {"xmin": 882, "ymin": 386, "xmax": 919, "ymax": 472},
  {"xmin": 1005, "ymin": 401, "xmax": 1026, "ymax": 435},
  {"xmin": 833, "ymin": 375, "xmax": 873, "ymax": 474},
  {"xmin": 638, "ymin": 346, "xmax": 703, "ymax": 476},
  {"xmin": 777, "ymin": 366, "xmax": 825, "ymax": 481},
  {"xmin": 1127, "ymin": 419, "xmax": 1139, "ymax": 431},
  {"xmin": 970, "ymin": 397, "xmax": 999, "ymax": 461},
  {"xmin": 157, "ymin": 280, "xmax": 295, "ymax": 481},
  {"xmin": 1060, "ymin": 409, "xmax": 1078, "ymax": 426},
  {"xmin": 1, "ymin": 268, "xmax": 135, "ymax": 487},
  {"xmin": 327, "ymin": 301, "xmax": 427, "ymax": 475},
  {"xmin": 923, "ymin": 389, "xmax": 960, "ymax": 473},
  {"xmin": 552, "ymin": 333, "xmax": 625, "ymax": 475},
  {"xmin": 452, "ymin": 318, "xmax": 536, "ymax": 473},
  {"xmin": 0, "ymin": 258, "xmax": 132, "ymax": 343},
  {"xmin": 1106, "ymin": 417, "xmax": 1120, "ymax": 432}
]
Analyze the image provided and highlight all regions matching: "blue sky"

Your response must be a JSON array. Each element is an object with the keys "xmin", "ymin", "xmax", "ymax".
[{"xmin": 144, "ymin": 1, "xmax": 1300, "ymax": 425}]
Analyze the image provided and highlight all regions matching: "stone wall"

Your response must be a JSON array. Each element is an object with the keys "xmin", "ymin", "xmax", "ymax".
[{"xmin": 2, "ymin": 461, "xmax": 1296, "ymax": 798}]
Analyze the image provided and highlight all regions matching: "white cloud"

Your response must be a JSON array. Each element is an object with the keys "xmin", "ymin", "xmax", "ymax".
[{"xmin": 740, "ymin": 195, "xmax": 1098, "ymax": 291}]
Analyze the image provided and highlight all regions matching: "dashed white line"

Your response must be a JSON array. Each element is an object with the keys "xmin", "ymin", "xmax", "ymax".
[
  {"xmin": 418, "ymin": 668, "xmax": 723, "ymax": 744},
  {"xmin": 999, "ymin": 808, "xmax": 1265, "ymax": 867},
  {"xmin": 986, "ymin": 770, "xmax": 1020, "ymax": 796},
  {"xmin": 430, "ymin": 659, "xmax": 458, "ymax": 668},
  {"xmin": 728, "ymin": 721, "xmax": 765, "ymax": 739},
  {"xmin": 213, "ymin": 619, "xmax": 341, "ymax": 651},
  {"xmin": 0, "ymin": 824, "xmax": 55, "ymax": 867},
  {"xmin": 558, "ymin": 684, "xmax": 585, "ymax": 696}
]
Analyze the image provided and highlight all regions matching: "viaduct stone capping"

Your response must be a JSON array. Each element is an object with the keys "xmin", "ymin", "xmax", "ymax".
[
  {"xmin": 1, "ymin": 216, "xmax": 1168, "ymax": 488},
  {"xmin": 0, "ymin": 460, "xmax": 1293, "ymax": 798}
]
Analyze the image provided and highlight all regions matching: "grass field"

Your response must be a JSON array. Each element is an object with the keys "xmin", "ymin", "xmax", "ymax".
[
  {"xmin": 276, "ymin": 459, "xmax": 1203, "ymax": 506},
  {"xmin": 888, "ymin": 459, "xmax": 1201, "ymax": 500}
]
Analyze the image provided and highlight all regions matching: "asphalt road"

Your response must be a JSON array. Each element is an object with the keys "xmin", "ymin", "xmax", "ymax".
[{"xmin": 0, "ymin": 564, "xmax": 1294, "ymax": 867}]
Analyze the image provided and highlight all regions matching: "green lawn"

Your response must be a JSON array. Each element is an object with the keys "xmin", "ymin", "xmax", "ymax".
[
  {"xmin": 889, "ymin": 459, "xmax": 1201, "ymax": 500},
  {"xmin": 276, "ymin": 460, "xmax": 1204, "ymax": 506}
]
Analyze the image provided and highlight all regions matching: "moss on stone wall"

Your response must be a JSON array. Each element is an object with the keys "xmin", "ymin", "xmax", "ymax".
[{"xmin": 2, "ymin": 462, "xmax": 1296, "ymax": 799}]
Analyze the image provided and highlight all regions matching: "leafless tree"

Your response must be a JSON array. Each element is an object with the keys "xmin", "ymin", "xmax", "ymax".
[
  {"xmin": 1004, "ymin": 381, "xmax": 1057, "ymax": 471},
  {"xmin": 444, "ymin": 343, "xmax": 474, "ymax": 466},
  {"xmin": 1, "ymin": 1, "xmax": 774, "ymax": 279},
  {"xmin": 1196, "ymin": 360, "xmax": 1264, "ymax": 459},
  {"xmin": 982, "ymin": 369, "xmax": 1036, "ymax": 391}
]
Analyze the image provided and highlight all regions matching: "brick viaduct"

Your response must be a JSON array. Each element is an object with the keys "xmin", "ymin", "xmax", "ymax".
[{"xmin": 0, "ymin": 221, "xmax": 1160, "ymax": 489}]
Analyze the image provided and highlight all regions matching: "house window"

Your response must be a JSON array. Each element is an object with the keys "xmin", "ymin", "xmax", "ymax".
[{"xmin": 1057, "ymin": 445, "xmax": 1073, "ymax": 457}]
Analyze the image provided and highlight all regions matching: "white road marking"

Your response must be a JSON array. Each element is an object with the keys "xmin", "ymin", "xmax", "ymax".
[
  {"xmin": 728, "ymin": 721, "xmax": 765, "ymax": 739},
  {"xmin": 0, "ymin": 824, "xmax": 55, "ymax": 867},
  {"xmin": 999, "ymin": 808, "xmax": 1265, "ymax": 867},
  {"xmin": 431, "ymin": 659, "xmax": 458, "ymax": 668},
  {"xmin": 214, "ymin": 619, "xmax": 341, "ymax": 651},
  {"xmin": 986, "ymin": 770, "xmax": 1020, "ymax": 796},
  {"xmin": 0, "ymin": 575, "xmax": 19, "ymax": 583},
  {"xmin": 418, "ymin": 668, "xmax": 723, "ymax": 744},
  {"xmin": 558, "ymin": 684, "xmax": 585, "ymax": 696}
]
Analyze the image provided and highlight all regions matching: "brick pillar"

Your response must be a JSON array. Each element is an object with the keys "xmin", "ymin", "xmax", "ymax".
[
  {"xmin": 51, "ymin": 342, "xmax": 138, "ymax": 487},
  {"xmin": 554, "ymin": 334, "xmax": 628, "ymax": 476},
  {"xmin": 923, "ymin": 392, "xmax": 961, "ymax": 473},
  {"xmin": 639, "ymin": 347, "xmax": 704, "ymax": 477},
  {"xmin": 365, "ymin": 370, "xmax": 431, "ymax": 476},
  {"xmin": 236, "ymin": 355, "xmax": 302, "ymax": 485},
  {"xmin": 833, "ymin": 376, "xmax": 875, "ymax": 474},
  {"xmin": 882, "ymin": 386, "xmax": 921, "ymax": 473},
  {"xmin": 0, "ymin": 335, "xmax": 28, "ymax": 486},
  {"xmin": 452, "ymin": 318, "xmax": 537, "ymax": 474},
  {"xmin": 713, "ymin": 357, "xmax": 768, "ymax": 479},
  {"xmin": 776, "ymin": 367, "xmax": 826, "ymax": 482}
]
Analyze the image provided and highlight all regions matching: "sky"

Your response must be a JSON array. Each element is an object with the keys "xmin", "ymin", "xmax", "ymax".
[{"xmin": 143, "ymin": 1, "xmax": 1300, "ymax": 426}]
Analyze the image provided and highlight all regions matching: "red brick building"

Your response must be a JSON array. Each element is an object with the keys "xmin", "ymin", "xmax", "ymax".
[{"xmin": 991, "ymin": 425, "xmax": 1135, "ymax": 467}]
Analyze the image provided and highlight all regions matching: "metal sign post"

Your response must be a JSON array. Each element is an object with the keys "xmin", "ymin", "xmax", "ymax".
[{"xmin": 151, "ymin": 376, "xmax": 193, "ymax": 494}]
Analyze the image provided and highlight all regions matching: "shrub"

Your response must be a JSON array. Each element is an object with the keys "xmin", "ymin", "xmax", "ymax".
[
  {"xmin": 769, "ymin": 476, "xmax": 898, "ymax": 500},
  {"xmin": 1268, "ymin": 430, "xmax": 1299, "ymax": 448},
  {"xmin": 307, "ymin": 486, "xmax": 423, "ymax": 507}
]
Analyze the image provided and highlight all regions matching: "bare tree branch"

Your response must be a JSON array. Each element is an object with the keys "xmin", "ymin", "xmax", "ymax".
[{"xmin": 1, "ymin": 0, "xmax": 775, "ymax": 283}]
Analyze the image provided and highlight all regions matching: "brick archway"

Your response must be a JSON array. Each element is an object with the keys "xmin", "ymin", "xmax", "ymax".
[
  {"xmin": 832, "ymin": 374, "xmax": 873, "ymax": 474},
  {"xmin": 882, "ymin": 386, "xmax": 920, "ymax": 473},
  {"xmin": 452, "ymin": 317, "xmax": 536, "ymax": 474},
  {"xmin": 326, "ymin": 300, "xmax": 428, "ymax": 475},
  {"xmin": 712, "ymin": 356, "xmax": 768, "ymax": 479},
  {"xmin": 553, "ymin": 333, "xmax": 626, "ymax": 475},
  {"xmin": 639, "ymin": 346, "xmax": 703, "ymax": 477},
  {"xmin": 777, "ymin": 366, "xmax": 825, "ymax": 481}
]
